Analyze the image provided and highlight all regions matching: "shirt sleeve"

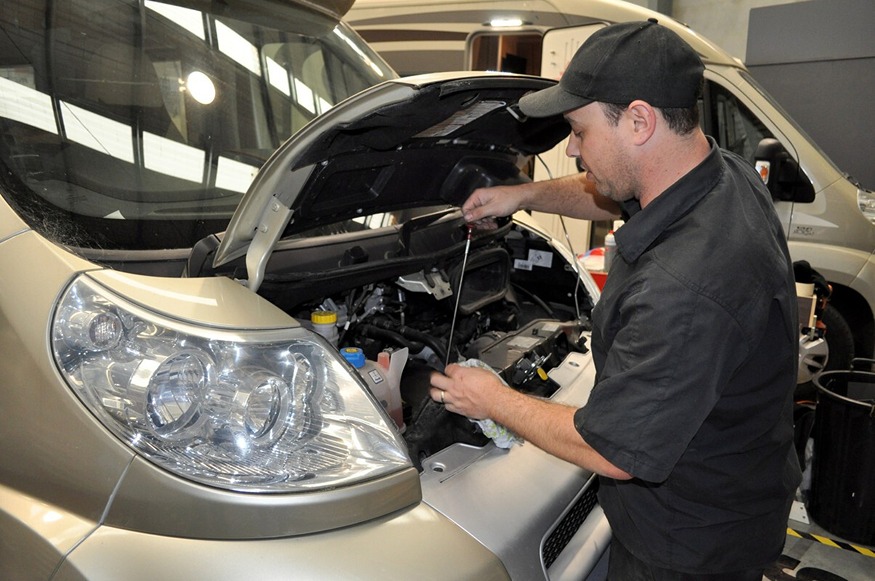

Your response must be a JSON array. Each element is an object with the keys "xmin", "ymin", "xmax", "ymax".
[{"xmin": 575, "ymin": 269, "xmax": 751, "ymax": 483}]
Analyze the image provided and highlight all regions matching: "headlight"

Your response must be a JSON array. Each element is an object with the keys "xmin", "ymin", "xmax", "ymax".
[{"xmin": 52, "ymin": 277, "xmax": 410, "ymax": 492}]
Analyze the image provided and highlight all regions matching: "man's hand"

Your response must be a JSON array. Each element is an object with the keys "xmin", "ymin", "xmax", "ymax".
[
  {"xmin": 462, "ymin": 185, "xmax": 528, "ymax": 229},
  {"xmin": 429, "ymin": 364, "xmax": 505, "ymax": 419}
]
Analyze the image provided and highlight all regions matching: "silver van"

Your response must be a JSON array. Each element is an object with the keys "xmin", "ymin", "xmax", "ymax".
[
  {"xmin": 348, "ymin": 0, "xmax": 875, "ymax": 373},
  {"xmin": 0, "ymin": 1, "xmax": 609, "ymax": 579}
]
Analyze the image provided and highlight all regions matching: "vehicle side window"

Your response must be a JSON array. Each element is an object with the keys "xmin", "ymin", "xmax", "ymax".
[{"xmin": 703, "ymin": 81, "xmax": 774, "ymax": 164}]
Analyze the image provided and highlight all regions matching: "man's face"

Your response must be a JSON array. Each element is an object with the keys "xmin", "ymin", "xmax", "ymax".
[{"xmin": 564, "ymin": 103, "xmax": 639, "ymax": 203}]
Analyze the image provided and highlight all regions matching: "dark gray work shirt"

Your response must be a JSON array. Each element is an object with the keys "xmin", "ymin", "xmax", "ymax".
[{"xmin": 575, "ymin": 139, "xmax": 802, "ymax": 574}]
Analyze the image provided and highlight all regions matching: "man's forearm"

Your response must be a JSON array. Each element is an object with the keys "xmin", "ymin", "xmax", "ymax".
[
  {"xmin": 486, "ymin": 386, "xmax": 631, "ymax": 480},
  {"xmin": 522, "ymin": 173, "xmax": 621, "ymax": 221}
]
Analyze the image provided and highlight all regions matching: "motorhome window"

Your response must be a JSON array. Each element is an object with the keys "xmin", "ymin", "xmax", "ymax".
[
  {"xmin": 469, "ymin": 33, "xmax": 542, "ymax": 75},
  {"xmin": 0, "ymin": 0, "xmax": 390, "ymax": 251},
  {"xmin": 705, "ymin": 81, "xmax": 773, "ymax": 164}
]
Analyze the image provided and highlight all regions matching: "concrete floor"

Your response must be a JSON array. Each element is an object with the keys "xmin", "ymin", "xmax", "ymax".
[{"xmin": 775, "ymin": 503, "xmax": 874, "ymax": 581}]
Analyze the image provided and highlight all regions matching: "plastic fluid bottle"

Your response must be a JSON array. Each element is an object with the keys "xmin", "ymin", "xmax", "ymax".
[
  {"xmin": 604, "ymin": 230, "xmax": 616, "ymax": 272},
  {"xmin": 311, "ymin": 311, "xmax": 338, "ymax": 346},
  {"xmin": 340, "ymin": 347, "xmax": 403, "ymax": 429},
  {"xmin": 378, "ymin": 347, "xmax": 407, "ymax": 431}
]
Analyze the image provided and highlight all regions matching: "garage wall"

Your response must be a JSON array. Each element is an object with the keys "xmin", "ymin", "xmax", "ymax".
[
  {"xmin": 626, "ymin": 0, "xmax": 800, "ymax": 61},
  {"xmin": 669, "ymin": 0, "xmax": 800, "ymax": 61},
  {"xmin": 744, "ymin": 0, "xmax": 874, "ymax": 190}
]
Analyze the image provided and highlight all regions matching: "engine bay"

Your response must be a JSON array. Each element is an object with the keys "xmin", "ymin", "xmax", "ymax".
[{"xmin": 253, "ymin": 212, "xmax": 596, "ymax": 467}]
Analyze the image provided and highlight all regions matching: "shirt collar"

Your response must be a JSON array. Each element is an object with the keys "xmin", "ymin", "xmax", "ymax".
[{"xmin": 614, "ymin": 137, "xmax": 724, "ymax": 263}]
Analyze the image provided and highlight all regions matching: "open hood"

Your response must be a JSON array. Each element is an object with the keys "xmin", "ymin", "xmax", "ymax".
[{"xmin": 214, "ymin": 72, "xmax": 570, "ymax": 290}]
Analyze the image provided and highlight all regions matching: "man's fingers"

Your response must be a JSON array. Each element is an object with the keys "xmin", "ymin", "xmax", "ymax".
[{"xmin": 429, "ymin": 370, "xmax": 452, "ymax": 390}]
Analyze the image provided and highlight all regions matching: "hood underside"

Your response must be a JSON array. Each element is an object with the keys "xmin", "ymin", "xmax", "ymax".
[{"xmin": 214, "ymin": 72, "xmax": 570, "ymax": 289}]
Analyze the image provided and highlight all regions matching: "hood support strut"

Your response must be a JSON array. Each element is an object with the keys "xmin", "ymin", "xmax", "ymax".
[{"xmin": 244, "ymin": 197, "xmax": 293, "ymax": 292}]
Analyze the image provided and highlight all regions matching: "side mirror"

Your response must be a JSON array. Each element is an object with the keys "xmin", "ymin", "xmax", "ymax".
[{"xmin": 754, "ymin": 138, "xmax": 815, "ymax": 203}]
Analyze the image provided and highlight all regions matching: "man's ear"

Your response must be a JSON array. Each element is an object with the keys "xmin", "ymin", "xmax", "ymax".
[{"xmin": 625, "ymin": 100, "xmax": 657, "ymax": 145}]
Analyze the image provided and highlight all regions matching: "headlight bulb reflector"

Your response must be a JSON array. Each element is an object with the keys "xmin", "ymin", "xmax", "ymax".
[
  {"xmin": 146, "ymin": 350, "xmax": 211, "ymax": 439},
  {"xmin": 62, "ymin": 309, "xmax": 123, "ymax": 351}
]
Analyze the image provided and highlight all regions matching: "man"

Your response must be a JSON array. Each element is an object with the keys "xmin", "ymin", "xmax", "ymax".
[{"xmin": 429, "ymin": 19, "xmax": 801, "ymax": 580}]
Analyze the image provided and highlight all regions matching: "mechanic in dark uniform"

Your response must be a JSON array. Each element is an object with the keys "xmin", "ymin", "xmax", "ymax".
[{"xmin": 429, "ymin": 19, "xmax": 801, "ymax": 580}]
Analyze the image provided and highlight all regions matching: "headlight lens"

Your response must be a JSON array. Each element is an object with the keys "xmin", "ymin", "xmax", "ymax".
[
  {"xmin": 52, "ymin": 277, "xmax": 410, "ymax": 492},
  {"xmin": 858, "ymin": 188, "xmax": 875, "ymax": 224}
]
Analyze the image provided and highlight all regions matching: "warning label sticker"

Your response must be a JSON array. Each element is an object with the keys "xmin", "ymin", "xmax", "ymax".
[{"xmin": 415, "ymin": 101, "xmax": 506, "ymax": 138}]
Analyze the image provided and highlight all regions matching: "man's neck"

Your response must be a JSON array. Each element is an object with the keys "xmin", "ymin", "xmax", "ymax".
[{"xmin": 637, "ymin": 130, "xmax": 711, "ymax": 208}]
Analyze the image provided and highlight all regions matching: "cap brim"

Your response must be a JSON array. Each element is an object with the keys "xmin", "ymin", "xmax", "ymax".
[{"xmin": 519, "ymin": 83, "xmax": 594, "ymax": 118}]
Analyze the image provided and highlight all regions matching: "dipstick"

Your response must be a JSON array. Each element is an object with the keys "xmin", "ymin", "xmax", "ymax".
[{"xmin": 445, "ymin": 224, "xmax": 473, "ymax": 368}]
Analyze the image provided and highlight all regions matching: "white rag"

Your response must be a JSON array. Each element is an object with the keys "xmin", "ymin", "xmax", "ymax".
[{"xmin": 458, "ymin": 359, "xmax": 523, "ymax": 449}]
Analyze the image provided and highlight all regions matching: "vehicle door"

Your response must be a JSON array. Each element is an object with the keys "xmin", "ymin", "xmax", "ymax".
[{"xmin": 699, "ymin": 76, "xmax": 795, "ymax": 234}]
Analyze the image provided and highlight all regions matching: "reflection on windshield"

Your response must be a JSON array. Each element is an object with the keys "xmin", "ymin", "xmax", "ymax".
[{"xmin": 0, "ymin": 0, "xmax": 392, "ymax": 250}]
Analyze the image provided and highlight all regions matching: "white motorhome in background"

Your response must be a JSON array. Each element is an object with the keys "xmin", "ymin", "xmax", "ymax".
[{"xmin": 347, "ymin": 0, "xmax": 875, "ymax": 371}]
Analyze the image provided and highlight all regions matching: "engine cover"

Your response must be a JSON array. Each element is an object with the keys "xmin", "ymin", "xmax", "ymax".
[{"xmin": 468, "ymin": 319, "xmax": 582, "ymax": 397}]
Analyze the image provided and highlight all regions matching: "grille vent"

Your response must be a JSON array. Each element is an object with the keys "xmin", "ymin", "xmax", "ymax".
[{"xmin": 543, "ymin": 478, "xmax": 600, "ymax": 569}]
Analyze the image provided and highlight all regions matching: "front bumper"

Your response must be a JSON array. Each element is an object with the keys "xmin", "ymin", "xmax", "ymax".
[{"xmin": 2, "ymin": 352, "xmax": 607, "ymax": 581}]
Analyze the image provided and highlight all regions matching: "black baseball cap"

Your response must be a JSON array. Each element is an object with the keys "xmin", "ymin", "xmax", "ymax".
[{"xmin": 520, "ymin": 19, "xmax": 704, "ymax": 117}]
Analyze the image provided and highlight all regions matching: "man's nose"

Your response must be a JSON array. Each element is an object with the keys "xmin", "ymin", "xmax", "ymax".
[{"xmin": 564, "ymin": 137, "xmax": 579, "ymax": 159}]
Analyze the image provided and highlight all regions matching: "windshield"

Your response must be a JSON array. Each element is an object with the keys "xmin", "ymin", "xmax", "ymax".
[{"xmin": 0, "ymin": 0, "xmax": 394, "ymax": 250}]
